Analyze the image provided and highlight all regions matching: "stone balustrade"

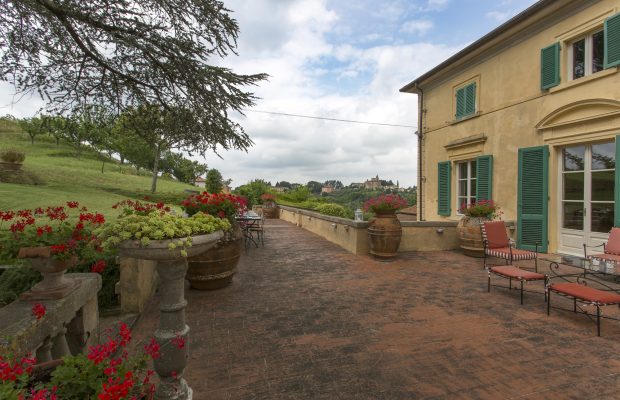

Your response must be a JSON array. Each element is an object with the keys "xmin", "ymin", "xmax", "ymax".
[{"xmin": 0, "ymin": 273, "xmax": 101, "ymax": 361}]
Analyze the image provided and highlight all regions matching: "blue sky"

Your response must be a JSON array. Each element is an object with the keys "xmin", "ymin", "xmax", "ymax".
[{"xmin": 0, "ymin": 0, "xmax": 538, "ymax": 188}]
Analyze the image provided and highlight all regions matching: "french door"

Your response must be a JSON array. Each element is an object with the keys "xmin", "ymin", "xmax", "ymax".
[{"xmin": 558, "ymin": 142, "xmax": 615, "ymax": 256}]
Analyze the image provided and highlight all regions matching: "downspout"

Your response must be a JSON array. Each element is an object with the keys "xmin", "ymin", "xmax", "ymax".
[{"xmin": 415, "ymin": 83, "xmax": 425, "ymax": 221}]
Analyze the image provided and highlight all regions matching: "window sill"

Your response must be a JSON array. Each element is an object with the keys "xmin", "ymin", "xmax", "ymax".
[
  {"xmin": 449, "ymin": 111, "xmax": 481, "ymax": 125},
  {"xmin": 548, "ymin": 67, "xmax": 618, "ymax": 94}
]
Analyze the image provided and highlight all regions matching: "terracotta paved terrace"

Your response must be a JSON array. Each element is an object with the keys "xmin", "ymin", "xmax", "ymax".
[{"xmin": 134, "ymin": 220, "xmax": 620, "ymax": 399}]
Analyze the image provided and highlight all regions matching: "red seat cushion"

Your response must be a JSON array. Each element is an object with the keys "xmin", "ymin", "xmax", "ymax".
[
  {"xmin": 605, "ymin": 227, "xmax": 620, "ymax": 255},
  {"xmin": 490, "ymin": 266, "xmax": 545, "ymax": 281},
  {"xmin": 549, "ymin": 282, "xmax": 620, "ymax": 305},
  {"xmin": 483, "ymin": 221, "xmax": 510, "ymax": 248},
  {"xmin": 486, "ymin": 247, "xmax": 537, "ymax": 260}
]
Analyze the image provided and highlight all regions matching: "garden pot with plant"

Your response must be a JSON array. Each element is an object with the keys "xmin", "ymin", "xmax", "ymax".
[
  {"xmin": 364, "ymin": 194, "xmax": 408, "ymax": 259},
  {"xmin": 456, "ymin": 200, "xmax": 502, "ymax": 257},
  {"xmin": 260, "ymin": 193, "xmax": 278, "ymax": 219},
  {"xmin": 0, "ymin": 202, "xmax": 106, "ymax": 300},
  {"xmin": 96, "ymin": 199, "xmax": 229, "ymax": 399},
  {"xmin": 181, "ymin": 192, "xmax": 247, "ymax": 290},
  {"xmin": 0, "ymin": 149, "xmax": 25, "ymax": 171}
]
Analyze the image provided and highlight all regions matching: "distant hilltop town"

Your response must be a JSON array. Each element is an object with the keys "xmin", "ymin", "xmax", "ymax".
[{"xmin": 322, "ymin": 175, "xmax": 400, "ymax": 194}]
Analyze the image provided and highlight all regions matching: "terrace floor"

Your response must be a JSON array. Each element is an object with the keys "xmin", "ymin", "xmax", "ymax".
[{"xmin": 133, "ymin": 219, "xmax": 620, "ymax": 399}]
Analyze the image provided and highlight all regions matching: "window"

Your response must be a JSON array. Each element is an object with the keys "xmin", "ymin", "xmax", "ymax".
[
  {"xmin": 568, "ymin": 30, "xmax": 604, "ymax": 80},
  {"xmin": 457, "ymin": 160, "xmax": 476, "ymax": 213},
  {"xmin": 455, "ymin": 82, "xmax": 476, "ymax": 119}
]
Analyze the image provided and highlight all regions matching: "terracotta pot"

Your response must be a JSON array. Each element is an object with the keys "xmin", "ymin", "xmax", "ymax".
[
  {"xmin": 0, "ymin": 161, "xmax": 22, "ymax": 171},
  {"xmin": 456, "ymin": 216, "xmax": 491, "ymax": 257},
  {"xmin": 18, "ymin": 246, "xmax": 79, "ymax": 300},
  {"xmin": 367, "ymin": 211, "xmax": 402, "ymax": 259},
  {"xmin": 262, "ymin": 202, "xmax": 278, "ymax": 219},
  {"xmin": 187, "ymin": 225, "xmax": 242, "ymax": 290}
]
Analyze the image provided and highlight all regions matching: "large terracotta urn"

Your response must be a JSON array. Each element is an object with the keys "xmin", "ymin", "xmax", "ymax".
[
  {"xmin": 262, "ymin": 201, "xmax": 278, "ymax": 219},
  {"xmin": 456, "ymin": 216, "xmax": 491, "ymax": 257},
  {"xmin": 118, "ymin": 231, "xmax": 222, "ymax": 400},
  {"xmin": 187, "ymin": 225, "xmax": 242, "ymax": 290},
  {"xmin": 367, "ymin": 211, "xmax": 402, "ymax": 259},
  {"xmin": 17, "ymin": 246, "xmax": 79, "ymax": 300}
]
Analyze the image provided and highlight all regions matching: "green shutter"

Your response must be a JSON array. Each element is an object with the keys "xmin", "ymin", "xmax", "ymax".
[
  {"xmin": 465, "ymin": 83, "xmax": 476, "ymax": 116},
  {"xmin": 615, "ymin": 135, "xmax": 620, "ymax": 227},
  {"xmin": 517, "ymin": 146, "xmax": 548, "ymax": 252},
  {"xmin": 605, "ymin": 13, "xmax": 620, "ymax": 69},
  {"xmin": 455, "ymin": 87, "xmax": 465, "ymax": 118},
  {"xmin": 438, "ymin": 161, "xmax": 451, "ymax": 216},
  {"xmin": 476, "ymin": 155, "xmax": 493, "ymax": 201},
  {"xmin": 540, "ymin": 42, "xmax": 560, "ymax": 90}
]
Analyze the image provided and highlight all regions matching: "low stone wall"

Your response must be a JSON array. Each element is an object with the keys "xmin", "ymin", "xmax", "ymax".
[
  {"xmin": 0, "ymin": 273, "xmax": 101, "ymax": 359},
  {"xmin": 278, "ymin": 206, "xmax": 460, "ymax": 255},
  {"xmin": 118, "ymin": 258, "xmax": 158, "ymax": 314}
]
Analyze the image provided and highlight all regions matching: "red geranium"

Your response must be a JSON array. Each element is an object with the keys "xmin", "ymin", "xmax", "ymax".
[
  {"xmin": 363, "ymin": 194, "xmax": 408, "ymax": 213},
  {"xmin": 31, "ymin": 303, "xmax": 46, "ymax": 320},
  {"xmin": 181, "ymin": 192, "xmax": 247, "ymax": 222}
]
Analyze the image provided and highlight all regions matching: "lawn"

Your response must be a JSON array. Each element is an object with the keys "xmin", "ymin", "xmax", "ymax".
[{"xmin": 0, "ymin": 131, "xmax": 197, "ymax": 216}]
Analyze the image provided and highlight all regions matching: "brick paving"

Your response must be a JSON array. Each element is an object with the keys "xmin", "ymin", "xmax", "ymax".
[{"xmin": 133, "ymin": 220, "xmax": 620, "ymax": 399}]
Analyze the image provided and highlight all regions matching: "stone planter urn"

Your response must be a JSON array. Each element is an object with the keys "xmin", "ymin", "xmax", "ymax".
[
  {"xmin": 367, "ymin": 211, "xmax": 402, "ymax": 259},
  {"xmin": 17, "ymin": 246, "xmax": 79, "ymax": 300},
  {"xmin": 456, "ymin": 216, "xmax": 491, "ymax": 257},
  {"xmin": 187, "ymin": 225, "xmax": 242, "ymax": 290},
  {"xmin": 118, "ymin": 231, "xmax": 222, "ymax": 400}
]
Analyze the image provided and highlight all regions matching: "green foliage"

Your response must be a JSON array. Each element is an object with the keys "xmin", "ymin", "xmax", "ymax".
[
  {"xmin": 0, "ymin": 265, "xmax": 41, "ymax": 307},
  {"xmin": 278, "ymin": 186, "xmax": 310, "ymax": 203},
  {"xmin": 0, "ymin": 114, "xmax": 19, "ymax": 133},
  {"xmin": 306, "ymin": 180, "xmax": 322, "ymax": 194},
  {"xmin": 18, "ymin": 117, "xmax": 47, "ymax": 145},
  {"xmin": 233, "ymin": 179, "xmax": 270, "ymax": 207},
  {"xmin": 314, "ymin": 203, "xmax": 353, "ymax": 219},
  {"xmin": 160, "ymin": 152, "xmax": 207, "ymax": 184},
  {"xmin": 0, "ymin": 149, "xmax": 25, "ymax": 163},
  {"xmin": 205, "ymin": 169, "xmax": 223, "ymax": 193},
  {"xmin": 96, "ymin": 212, "xmax": 230, "ymax": 257}
]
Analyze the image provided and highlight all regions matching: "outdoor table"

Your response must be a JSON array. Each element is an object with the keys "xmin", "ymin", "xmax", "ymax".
[{"xmin": 235, "ymin": 212, "xmax": 262, "ymax": 250}]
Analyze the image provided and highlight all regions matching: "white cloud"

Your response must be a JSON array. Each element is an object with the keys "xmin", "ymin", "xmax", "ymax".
[
  {"xmin": 486, "ymin": 10, "xmax": 511, "ymax": 22},
  {"xmin": 400, "ymin": 20, "xmax": 434, "ymax": 35},
  {"xmin": 424, "ymin": 0, "xmax": 449, "ymax": 11}
]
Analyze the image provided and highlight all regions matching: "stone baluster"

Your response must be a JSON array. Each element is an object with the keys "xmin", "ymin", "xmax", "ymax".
[
  {"xmin": 36, "ymin": 337, "xmax": 53, "ymax": 363},
  {"xmin": 154, "ymin": 259, "xmax": 192, "ymax": 400},
  {"xmin": 51, "ymin": 326, "xmax": 71, "ymax": 359}
]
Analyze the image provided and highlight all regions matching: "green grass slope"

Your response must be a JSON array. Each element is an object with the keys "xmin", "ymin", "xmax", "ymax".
[{"xmin": 0, "ymin": 131, "xmax": 197, "ymax": 214}]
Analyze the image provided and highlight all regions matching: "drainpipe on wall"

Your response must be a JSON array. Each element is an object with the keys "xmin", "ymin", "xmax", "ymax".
[{"xmin": 414, "ymin": 83, "xmax": 425, "ymax": 221}]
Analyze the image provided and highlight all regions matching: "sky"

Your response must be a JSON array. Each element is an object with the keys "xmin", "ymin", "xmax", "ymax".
[{"xmin": 0, "ymin": 0, "xmax": 538, "ymax": 188}]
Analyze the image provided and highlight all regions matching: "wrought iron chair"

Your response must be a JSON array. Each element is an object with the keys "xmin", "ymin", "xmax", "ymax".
[
  {"xmin": 583, "ymin": 227, "xmax": 620, "ymax": 273},
  {"xmin": 247, "ymin": 211, "xmax": 265, "ymax": 248},
  {"xmin": 481, "ymin": 221, "xmax": 538, "ymax": 272}
]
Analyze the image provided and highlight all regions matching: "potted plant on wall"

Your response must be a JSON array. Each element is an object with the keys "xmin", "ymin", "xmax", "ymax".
[
  {"xmin": 364, "ymin": 194, "xmax": 408, "ymax": 259},
  {"xmin": 0, "ymin": 202, "xmax": 106, "ymax": 300},
  {"xmin": 181, "ymin": 192, "xmax": 247, "ymax": 290},
  {"xmin": 95, "ymin": 199, "xmax": 230, "ymax": 399},
  {"xmin": 456, "ymin": 200, "xmax": 502, "ymax": 257},
  {"xmin": 260, "ymin": 193, "xmax": 278, "ymax": 219},
  {"xmin": 0, "ymin": 149, "xmax": 26, "ymax": 172}
]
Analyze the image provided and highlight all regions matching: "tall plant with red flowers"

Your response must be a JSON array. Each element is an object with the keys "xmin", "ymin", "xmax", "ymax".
[
  {"xmin": 181, "ymin": 192, "xmax": 247, "ymax": 223},
  {"xmin": 0, "ymin": 202, "xmax": 106, "ymax": 261}
]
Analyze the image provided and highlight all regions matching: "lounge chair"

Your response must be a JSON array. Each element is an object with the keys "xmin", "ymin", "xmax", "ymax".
[{"xmin": 481, "ymin": 221, "xmax": 538, "ymax": 272}]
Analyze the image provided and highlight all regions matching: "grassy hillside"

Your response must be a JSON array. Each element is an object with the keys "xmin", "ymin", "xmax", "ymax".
[{"xmin": 0, "ymin": 131, "xmax": 197, "ymax": 215}]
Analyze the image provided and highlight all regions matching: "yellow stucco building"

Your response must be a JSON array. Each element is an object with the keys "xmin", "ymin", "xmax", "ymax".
[{"xmin": 401, "ymin": 0, "xmax": 620, "ymax": 256}]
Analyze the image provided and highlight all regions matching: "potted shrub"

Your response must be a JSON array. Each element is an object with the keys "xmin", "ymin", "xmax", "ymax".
[
  {"xmin": 456, "ymin": 200, "xmax": 502, "ymax": 257},
  {"xmin": 180, "ymin": 192, "xmax": 247, "ymax": 290},
  {"xmin": 0, "ymin": 202, "xmax": 106, "ymax": 300},
  {"xmin": 0, "ymin": 149, "xmax": 26, "ymax": 171},
  {"xmin": 363, "ymin": 194, "xmax": 408, "ymax": 259},
  {"xmin": 95, "ymin": 199, "xmax": 229, "ymax": 398},
  {"xmin": 260, "ymin": 193, "xmax": 278, "ymax": 219}
]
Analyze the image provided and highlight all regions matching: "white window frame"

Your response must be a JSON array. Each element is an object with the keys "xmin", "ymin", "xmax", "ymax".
[
  {"xmin": 567, "ymin": 29, "xmax": 604, "ymax": 81},
  {"xmin": 456, "ymin": 160, "xmax": 477, "ymax": 215}
]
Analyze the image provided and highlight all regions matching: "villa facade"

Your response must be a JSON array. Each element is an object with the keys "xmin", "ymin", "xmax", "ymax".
[{"xmin": 401, "ymin": 0, "xmax": 620, "ymax": 255}]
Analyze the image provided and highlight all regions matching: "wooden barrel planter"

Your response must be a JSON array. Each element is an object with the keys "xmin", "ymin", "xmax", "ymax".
[
  {"xmin": 187, "ymin": 226, "xmax": 242, "ymax": 290},
  {"xmin": 367, "ymin": 211, "xmax": 402, "ymax": 259},
  {"xmin": 456, "ymin": 216, "xmax": 490, "ymax": 257}
]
